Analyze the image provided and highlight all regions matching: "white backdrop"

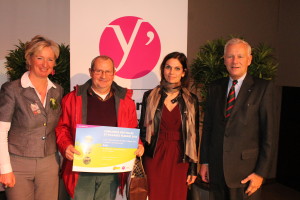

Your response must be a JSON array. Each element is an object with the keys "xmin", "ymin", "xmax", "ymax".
[{"xmin": 70, "ymin": 0, "xmax": 188, "ymax": 119}]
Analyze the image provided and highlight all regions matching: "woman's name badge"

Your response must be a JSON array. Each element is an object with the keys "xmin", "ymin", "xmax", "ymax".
[{"xmin": 30, "ymin": 103, "xmax": 41, "ymax": 115}]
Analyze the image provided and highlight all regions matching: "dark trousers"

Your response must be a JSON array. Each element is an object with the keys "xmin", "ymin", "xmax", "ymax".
[
  {"xmin": 210, "ymin": 174, "xmax": 261, "ymax": 200},
  {"xmin": 72, "ymin": 173, "xmax": 118, "ymax": 200},
  {"xmin": 0, "ymin": 191, "xmax": 6, "ymax": 200}
]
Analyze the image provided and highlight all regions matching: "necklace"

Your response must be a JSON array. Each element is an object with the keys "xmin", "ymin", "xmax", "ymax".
[
  {"xmin": 165, "ymin": 90, "xmax": 180, "ymax": 104},
  {"xmin": 161, "ymin": 79, "xmax": 181, "ymax": 104}
]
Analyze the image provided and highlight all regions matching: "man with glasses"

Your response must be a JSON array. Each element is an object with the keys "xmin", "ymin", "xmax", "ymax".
[{"xmin": 56, "ymin": 55, "xmax": 144, "ymax": 200}]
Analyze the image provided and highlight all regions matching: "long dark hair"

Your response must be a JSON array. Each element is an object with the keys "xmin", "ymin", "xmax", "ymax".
[{"xmin": 160, "ymin": 52, "xmax": 189, "ymax": 87}]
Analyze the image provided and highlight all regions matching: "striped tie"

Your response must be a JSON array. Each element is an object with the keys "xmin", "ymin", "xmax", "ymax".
[{"xmin": 225, "ymin": 80, "xmax": 238, "ymax": 118}]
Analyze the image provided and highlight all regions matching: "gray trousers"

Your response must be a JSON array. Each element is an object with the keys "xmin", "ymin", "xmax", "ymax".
[{"xmin": 5, "ymin": 153, "xmax": 59, "ymax": 200}]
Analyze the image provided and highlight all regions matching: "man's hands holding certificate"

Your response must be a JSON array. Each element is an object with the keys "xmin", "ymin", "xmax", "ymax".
[
  {"xmin": 65, "ymin": 145, "xmax": 81, "ymax": 161},
  {"xmin": 65, "ymin": 144, "xmax": 144, "ymax": 161}
]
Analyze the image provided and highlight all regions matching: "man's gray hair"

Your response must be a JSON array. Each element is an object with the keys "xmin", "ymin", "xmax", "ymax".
[{"xmin": 224, "ymin": 38, "xmax": 252, "ymax": 56}]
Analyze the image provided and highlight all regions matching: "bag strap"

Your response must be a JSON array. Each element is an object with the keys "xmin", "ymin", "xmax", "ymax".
[
  {"xmin": 132, "ymin": 156, "xmax": 146, "ymax": 177},
  {"xmin": 137, "ymin": 156, "xmax": 146, "ymax": 174}
]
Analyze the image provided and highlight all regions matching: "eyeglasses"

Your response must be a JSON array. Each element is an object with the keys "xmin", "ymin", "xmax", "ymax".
[{"xmin": 92, "ymin": 69, "xmax": 114, "ymax": 76}]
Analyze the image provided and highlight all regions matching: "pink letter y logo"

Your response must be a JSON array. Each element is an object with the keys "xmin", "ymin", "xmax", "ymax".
[{"xmin": 99, "ymin": 16, "xmax": 161, "ymax": 79}]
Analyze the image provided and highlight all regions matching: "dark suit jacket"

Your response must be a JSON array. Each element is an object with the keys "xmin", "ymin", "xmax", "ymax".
[{"xmin": 200, "ymin": 74, "xmax": 275, "ymax": 188}]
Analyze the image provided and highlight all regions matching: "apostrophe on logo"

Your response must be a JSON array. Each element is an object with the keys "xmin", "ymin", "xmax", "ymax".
[{"xmin": 99, "ymin": 16, "xmax": 161, "ymax": 79}]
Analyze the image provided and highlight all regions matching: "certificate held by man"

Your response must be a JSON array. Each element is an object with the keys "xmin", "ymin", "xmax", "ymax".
[{"xmin": 73, "ymin": 124, "xmax": 140, "ymax": 173}]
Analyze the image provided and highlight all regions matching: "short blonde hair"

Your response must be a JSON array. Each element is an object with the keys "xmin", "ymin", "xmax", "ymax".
[{"xmin": 25, "ymin": 35, "xmax": 59, "ymax": 70}]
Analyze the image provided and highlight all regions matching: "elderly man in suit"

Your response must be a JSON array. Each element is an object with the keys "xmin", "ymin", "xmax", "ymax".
[{"xmin": 200, "ymin": 38, "xmax": 275, "ymax": 200}]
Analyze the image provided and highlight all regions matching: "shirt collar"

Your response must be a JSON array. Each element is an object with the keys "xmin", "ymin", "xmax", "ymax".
[
  {"xmin": 88, "ymin": 86, "xmax": 113, "ymax": 101},
  {"xmin": 21, "ymin": 71, "xmax": 56, "ymax": 90},
  {"xmin": 229, "ymin": 73, "xmax": 247, "ymax": 87}
]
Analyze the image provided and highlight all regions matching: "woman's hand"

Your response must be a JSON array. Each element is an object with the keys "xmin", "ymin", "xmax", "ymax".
[
  {"xmin": 186, "ymin": 175, "xmax": 197, "ymax": 185},
  {"xmin": 0, "ymin": 172, "xmax": 16, "ymax": 188},
  {"xmin": 134, "ymin": 144, "xmax": 144, "ymax": 157}
]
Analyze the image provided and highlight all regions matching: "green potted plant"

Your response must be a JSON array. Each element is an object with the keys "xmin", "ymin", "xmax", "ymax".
[
  {"xmin": 190, "ymin": 37, "xmax": 278, "ymax": 111},
  {"xmin": 4, "ymin": 40, "xmax": 70, "ymax": 95}
]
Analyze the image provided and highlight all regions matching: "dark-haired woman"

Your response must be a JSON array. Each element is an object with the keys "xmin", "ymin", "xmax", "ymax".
[{"xmin": 139, "ymin": 52, "xmax": 199, "ymax": 200}]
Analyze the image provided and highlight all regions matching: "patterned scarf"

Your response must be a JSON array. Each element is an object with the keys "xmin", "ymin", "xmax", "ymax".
[{"xmin": 144, "ymin": 84, "xmax": 198, "ymax": 162}]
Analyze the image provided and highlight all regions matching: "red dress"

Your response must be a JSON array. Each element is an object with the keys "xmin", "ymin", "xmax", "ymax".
[{"xmin": 144, "ymin": 104, "xmax": 189, "ymax": 200}]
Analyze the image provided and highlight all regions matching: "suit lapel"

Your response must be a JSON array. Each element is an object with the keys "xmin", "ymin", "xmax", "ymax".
[
  {"xmin": 219, "ymin": 77, "xmax": 230, "ymax": 118},
  {"xmin": 22, "ymin": 86, "xmax": 60, "ymax": 117},
  {"xmin": 45, "ymin": 86, "xmax": 60, "ymax": 113},
  {"xmin": 22, "ymin": 87, "xmax": 46, "ymax": 116},
  {"xmin": 230, "ymin": 74, "xmax": 254, "ymax": 117}
]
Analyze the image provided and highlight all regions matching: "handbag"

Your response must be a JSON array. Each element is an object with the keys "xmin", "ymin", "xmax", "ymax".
[{"xmin": 127, "ymin": 156, "xmax": 148, "ymax": 200}]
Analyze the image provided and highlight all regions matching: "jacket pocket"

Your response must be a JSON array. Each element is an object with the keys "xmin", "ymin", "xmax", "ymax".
[
  {"xmin": 8, "ymin": 132, "xmax": 28, "ymax": 146},
  {"xmin": 241, "ymin": 148, "xmax": 259, "ymax": 160}
]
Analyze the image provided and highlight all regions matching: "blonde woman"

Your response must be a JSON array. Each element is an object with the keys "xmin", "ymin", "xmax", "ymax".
[{"xmin": 0, "ymin": 35, "xmax": 63, "ymax": 200}]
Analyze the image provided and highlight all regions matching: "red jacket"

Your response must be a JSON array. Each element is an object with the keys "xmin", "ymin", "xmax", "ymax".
[{"xmin": 56, "ymin": 80, "xmax": 138, "ymax": 198}]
